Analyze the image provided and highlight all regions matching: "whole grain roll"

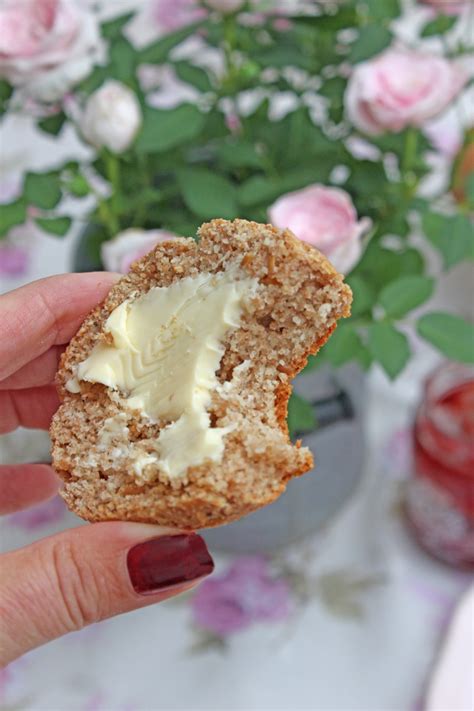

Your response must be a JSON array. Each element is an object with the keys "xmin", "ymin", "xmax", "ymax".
[{"xmin": 50, "ymin": 219, "xmax": 352, "ymax": 529}]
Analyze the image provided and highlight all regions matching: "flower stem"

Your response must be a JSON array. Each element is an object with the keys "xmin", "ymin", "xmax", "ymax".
[
  {"xmin": 105, "ymin": 152, "xmax": 121, "ymax": 234},
  {"xmin": 402, "ymin": 127, "xmax": 419, "ymax": 200}
]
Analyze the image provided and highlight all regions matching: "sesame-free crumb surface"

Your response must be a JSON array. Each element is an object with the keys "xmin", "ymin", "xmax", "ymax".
[{"xmin": 50, "ymin": 219, "xmax": 352, "ymax": 529}]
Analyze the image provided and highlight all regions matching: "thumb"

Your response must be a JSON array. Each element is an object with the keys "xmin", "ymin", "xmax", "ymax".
[{"xmin": 0, "ymin": 522, "xmax": 214, "ymax": 665}]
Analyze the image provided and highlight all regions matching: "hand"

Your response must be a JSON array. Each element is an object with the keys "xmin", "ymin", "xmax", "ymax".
[{"xmin": 0, "ymin": 274, "xmax": 214, "ymax": 666}]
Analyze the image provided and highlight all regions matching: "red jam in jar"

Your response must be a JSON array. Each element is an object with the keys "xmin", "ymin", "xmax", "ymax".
[{"xmin": 406, "ymin": 363, "xmax": 474, "ymax": 569}]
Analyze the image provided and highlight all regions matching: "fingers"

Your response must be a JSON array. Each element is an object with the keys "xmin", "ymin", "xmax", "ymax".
[
  {"xmin": 0, "ymin": 523, "xmax": 214, "ymax": 665},
  {"xmin": 0, "ymin": 386, "xmax": 60, "ymax": 434},
  {"xmin": 0, "ymin": 464, "xmax": 59, "ymax": 515},
  {"xmin": 0, "ymin": 346, "xmax": 65, "ymax": 390},
  {"xmin": 0, "ymin": 272, "xmax": 119, "ymax": 381}
]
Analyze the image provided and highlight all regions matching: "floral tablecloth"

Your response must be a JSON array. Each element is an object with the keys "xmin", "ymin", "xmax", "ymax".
[{"xmin": 0, "ymin": 235, "xmax": 471, "ymax": 708}]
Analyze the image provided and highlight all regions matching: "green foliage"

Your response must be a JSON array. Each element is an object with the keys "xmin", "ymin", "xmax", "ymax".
[
  {"xmin": 346, "ymin": 275, "xmax": 376, "ymax": 317},
  {"xmin": 174, "ymin": 61, "xmax": 214, "ymax": 92},
  {"xmin": 348, "ymin": 26, "xmax": 392, "ymax": 63},
  {"xmin": 139, "ymin": 22, "xmax": 204, "ymax": 64},
  {"xmin": 422, "ymin": 212, "xmax": 474, "ymax": 269},
  {"xmin": 364, "ymin": 0, "xmax": 401, "ymax": 20},
  {"xmin": 287, "ymin": 392, "xmax": 317, "ymax": 438},
  {"xmin": 3, "ymin": 0, "xmax": 470, "ymax": 384},
  {"xmin": 24, "ymin": 172, "xmax": 62, "ymax": 210},
  {"xmin": 0, "ymin": 199, "xmax": 26, "ymax": 238},
  {"xmin": 35, "ymin": 216, "xmax": 72, "ymax": 237},
  {"xmin": 421, "ymin": 15, "xmax": 457, "ymax": 37},
  {"xmin": 353, "ymin": 243, "xmax": 425, "ymax": 293},
  {"xmin": 136, "ymin": 105, "xmax": 206, "ymax": 153},
  {"xmin": 467, "ymin": 174, "xmax": 474, "ymax": 209},
  {"xmin": 368, "ymin": 322, "xmax": 410, "ymax": 379},
  {"xmin": 66, "ymin": 173, "xmax": 90, "ymax": 197},
  {"xmin": 38, "ymin": 112, "xmax": 66, "ymax": 136},
  {"xmin": 0, "ymin": 79, "xmax": 13, "ymax": 113},
  {"xmin": 323, "ymin": 325, "xmax": 367, "ymax": 368},
  {"xmin": 379, "ymin": 276, "xmax": 434, "ymax": 318},
  {"xmin": 109, "ymin": 37, "xmax": 137, "ymax": 83},
  {"xmin": 178, "ymin": 169, "xmax": 238, "ymax": 220},
  {"xmin": 417, "ymin": 313, "xmax": 474, "ymax": 364},
  {"xmin": 101, "ymin": 12, "xmax": 134, "ymax": 40}
]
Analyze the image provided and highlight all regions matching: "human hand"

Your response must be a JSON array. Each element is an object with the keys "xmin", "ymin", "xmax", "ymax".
[{"xmin": 0, "ymin": 274, "xmax": 214, "ymax": 666}]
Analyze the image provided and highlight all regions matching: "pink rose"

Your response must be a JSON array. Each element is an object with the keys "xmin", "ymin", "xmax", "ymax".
[
  {"xmin": 0, "ymin": 0, "xmax": 100, "ymax": 102},
  {"xmin": 419, "ymin": 0, "xmax": 468, "ymax": 14},
  {"xmin": 268, "ymin": 184, "xmax": 370, "ymax": 274},
  {"xmin": 101, "ymin": 228, "xmax": 179, "ymax": 273},
  {"xmin": 345, "ymin": 48, "xmax": 467, "ymax": 136},
  {"xmin": 151, "ymin": 0, "xmax": 207, "ymax": 32}
]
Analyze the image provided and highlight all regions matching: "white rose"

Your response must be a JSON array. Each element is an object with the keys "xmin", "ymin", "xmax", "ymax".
[
  {"xmin": 0, "ymin": 0, "xmax": 101, "ymax": 102},
  {"xmin": 81, "ymin": 81, "xmax": 142, "ymax": 154}
]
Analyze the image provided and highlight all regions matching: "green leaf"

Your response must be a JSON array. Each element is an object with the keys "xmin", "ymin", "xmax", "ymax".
[
  {"xmin": 379, "ymin": 276, "xmax": 434, "ymax": 319},
  {"xmin": 422, "ymin": 212, "xmax": 474, "ymax": 269},
  {"xmin": 365, "ymin": 0, "xmax": 400, "ymax": 20},
  {"xmin": 38, "ymin": 111, "xmax": 66, "ymax": 136},
  {"xmin": 421, "ymin": 14, "xmax": 457, "ymax": 37},
  {"xmin": 349, "ymin": 26, "xmax": 392, "ymax": 64},
  {"xmin": 78, "ymin": 65, "xmax": 108, "ymax": 95},
  {"xmin": 109, "ymin": 37, "xmax": 137, "ymax": 82},
  {"xmin": 290, "ymin": 7, "xmax": 358, "ymax": 30},
  {"xmin": 354, "ymin": 244, "xmax": 424, "ymax": 291},
  {"xmin": 217, "ymin": 141, "xmax": 264, "ymax": 169},
  {"xmin": 417, "ymin": 313, "xmax": 474, "ymax": 364},
  {"xmin": 35, "ymin": 216, "xmax": 72, "ymax": 237},
  {"xmin": 319, "ymin": 77, "xmax": 346, "ymax": 123},
  {"xmin": 0, "ymin": 199, "xmax": 26, "ymax": 237},
  {"xmin": 323, "ymin": 325, "xmax": 365, "ymax": 367},
  {"xmin": 66, "ymin": 173, "xmax": 90, "ymax": 198},
  {"xmin": 174, "ymin": 61, "xmax": 213, "ymax": 92},
  {"xmin": 239, "ymin": 166, "xmax": 331, "ymax": 207},
  {"xmin": 139, "ymin": 22, "xmax": 203, "ymax": 64},
  {"xmin": 467, "ymin": 173, "xmax": 474, "ymax": 209},
  {"xmin": 253, "ymin": 45, "xmax": 311, "ymax": 70},
  {"xmin": 0, "ymin": 79, "xmax": 13, "ymax": 110},
  {"xmin": 101, "ymin": 12, "xmax": 134, "ymax": 40},
  {"xmin": 24, "ymin": 172, "xmax": 62, "ymax": 210},
  {"xmin": 368, "ymin": 322, "xmax": 410, "ymax": 379},
  {"xmin": 287, "ymin": 392, "xmax": 317, "ymax": 438},
  {"xmin": 178, "ymin": 169, "xmax": 238, "ymax": 220},
  {"xmin": 135, "ymin": 104, "xmax": 206, "ymax": 154},
  {"xmin": 346, "ymin": 274, "xmax": 375, "ymax": 317}
]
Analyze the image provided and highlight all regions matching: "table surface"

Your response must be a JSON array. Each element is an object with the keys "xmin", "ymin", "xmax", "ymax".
[{"xmin": 1, "ymin": 227, "xmax": 472, "ymax": 711}]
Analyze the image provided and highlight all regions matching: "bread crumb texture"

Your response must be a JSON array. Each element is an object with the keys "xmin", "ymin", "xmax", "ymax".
[{"xmin": 50, "ymin": 219, "xmax": 352, "ymax": 529}]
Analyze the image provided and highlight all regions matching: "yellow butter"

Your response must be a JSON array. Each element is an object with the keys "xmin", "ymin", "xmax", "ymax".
[{"xmin": 71, "ymin": 271, "xmax": 257, "ymax": 477}]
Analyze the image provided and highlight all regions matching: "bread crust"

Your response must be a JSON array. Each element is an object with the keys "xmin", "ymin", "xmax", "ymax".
[{"xmin": 50, "ymin": 219, "xmax": 351, "ymax": 529}]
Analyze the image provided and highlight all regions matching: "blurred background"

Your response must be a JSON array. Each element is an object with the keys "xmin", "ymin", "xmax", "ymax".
[{"xmin": 0, "ymin": 1, "xmax": 473, "ymax": 709}]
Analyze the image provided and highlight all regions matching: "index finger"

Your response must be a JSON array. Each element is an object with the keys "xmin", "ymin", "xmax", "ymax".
[{"xmin": 0, "ymin": 272, "xmax": 119, "ymax": 381}]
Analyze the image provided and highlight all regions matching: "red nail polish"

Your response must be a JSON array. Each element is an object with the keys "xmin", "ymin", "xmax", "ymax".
[{"xmin": 127, "ymin": 534, "xmax": 214, "ymax": 594}]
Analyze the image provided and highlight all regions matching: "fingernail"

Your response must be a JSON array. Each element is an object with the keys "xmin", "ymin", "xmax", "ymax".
[{"xmin": 127, "ymin": 534, "xmax": 214, "ymax": 595}]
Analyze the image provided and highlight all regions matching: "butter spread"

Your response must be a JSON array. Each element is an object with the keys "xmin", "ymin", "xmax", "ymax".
[{"xmin": 70, "ymin": 271, "xmax": 257, "ymax": 478}]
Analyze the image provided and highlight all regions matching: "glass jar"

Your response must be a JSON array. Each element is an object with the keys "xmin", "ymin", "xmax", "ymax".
[{"xmin": 406, "ymin": 362, "xmax": 474, "ymax": 569}]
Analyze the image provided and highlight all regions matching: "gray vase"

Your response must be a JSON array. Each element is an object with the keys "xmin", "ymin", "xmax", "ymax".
[{"xmin": 203, "ymin": 364, "xmax": 365, "ymax": 553}]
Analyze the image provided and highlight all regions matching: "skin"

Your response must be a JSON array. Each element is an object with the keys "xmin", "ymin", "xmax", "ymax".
[{"xmin": 0, "ymin": 274, "xmax": 203, "ymax": 666}]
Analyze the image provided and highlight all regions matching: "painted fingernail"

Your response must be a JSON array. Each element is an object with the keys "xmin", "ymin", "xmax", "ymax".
[{"xmin": 127, "ymin": 534, "xmax": 214, "ymax": 594}]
